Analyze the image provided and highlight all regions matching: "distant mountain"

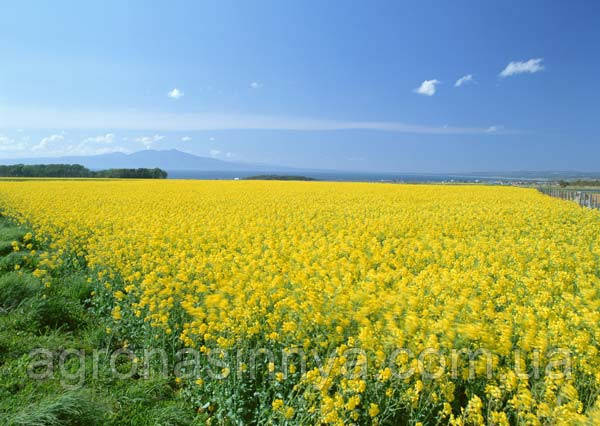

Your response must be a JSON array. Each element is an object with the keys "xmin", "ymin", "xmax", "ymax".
[
  {"xmin": 0, "ymin": 149, "xmax": 297, "ymax": 172},
  {"xmin": 3, "ymin": 150, "xmax": 599, "ymax": 181}
]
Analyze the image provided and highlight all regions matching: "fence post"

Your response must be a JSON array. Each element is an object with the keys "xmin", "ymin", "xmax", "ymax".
[{"xmin": 537, "ymin": 187, "xmax": 600, "ymax": 210}]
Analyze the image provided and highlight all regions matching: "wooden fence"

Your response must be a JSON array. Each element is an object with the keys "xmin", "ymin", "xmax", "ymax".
[{"xmin": 537, "ymin": 187, "xmax": 600, "ymax": 210}]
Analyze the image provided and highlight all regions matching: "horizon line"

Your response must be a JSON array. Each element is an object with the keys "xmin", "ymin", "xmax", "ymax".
[{"xmin": 2, "ymin": 148, "xmax": 600, "ymax": 176}]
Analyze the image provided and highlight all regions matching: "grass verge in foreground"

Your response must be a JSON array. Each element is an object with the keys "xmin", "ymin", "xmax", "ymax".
[{"xmin": 0, "ymin": 215, "xmax": 202, "ymax": 426}]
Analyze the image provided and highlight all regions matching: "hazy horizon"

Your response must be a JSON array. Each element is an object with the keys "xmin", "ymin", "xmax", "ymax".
[{"xmin": 4, "ymin": 148, "xmax": 600, "ymax": 177}]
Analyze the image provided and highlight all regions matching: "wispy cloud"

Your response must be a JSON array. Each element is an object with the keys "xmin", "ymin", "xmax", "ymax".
[
  {"xmin": 499, "ymin": 58, "xmax": 544, "ymax": 77},
  {"xmin": 250, "ymin": 81, "xmax": 262, "ymax": 89},
  {"xmin": 62, "ymin": 144, "xmax": 130, "ymax": 156},
  {"xmin": 0, "ymin": 108, "xmax": 509, "ymax": 135},
  {"xmin": 454, "ymin": 74, "xmax": 474, "ymax": 87},
  {"xmin": 0, "ymin": 135, "xmax": 26, "ymax": 151},
  {"xmin": 167, "ymin": 88, "xmax": 184, "ymax": 99},
  {"xmin": 0, "ymin": 135, "xmax": 14, "ymax": 145},
  {"xmin": 181, "ymin": 136, "xmax": 191, "ymax": 142},
  {"xmin": 209, "ymin": 149, "xmax": 221, "ymax": 157},
  {"xmin": 83, "ymin": 133, "xmax": 115, "ymax": 144},
  {"xmin": 33, "ymin": 133, "xmax": 64, "ymax": 151},
  {"xmin": 414, "ymin": 79, "xmax": 440, "ymax": 96},
  {"xmin": 134, "ymin": 134, "xmax": 164, "ymax": 149},
  {"xmin": 485, "ymin": 125, "xmax": 503, "ymax": 133}
]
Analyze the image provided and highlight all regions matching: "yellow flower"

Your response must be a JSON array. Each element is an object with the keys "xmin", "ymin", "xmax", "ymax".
[
  {"xmin": 346, "ymin": 395, "xmax": 361, "ymax": 410},
  {"xmin": 489, "ymin": 411, "xmax": 509, "ymax": 426},
  {"xmin": 369, "ymin": 403, "xmax": 380, "ymax": 418},
  {"xmin": 284, "ymin": 406, "xmax": 294, "ymax": 419},
  {"xmin": 378, "ymin": 367, "xmax": 391, "ymax": 382},
  {"xmin": 112, "ymin": 306, "xmax": 122, "ymax": 321},
  {"xmin": 272, "ymin": 399, "xmax": 284, "ymax": 410},
  {"xmin": 2, "ymin": 180, "xmax": 599, "ymax": 424}
]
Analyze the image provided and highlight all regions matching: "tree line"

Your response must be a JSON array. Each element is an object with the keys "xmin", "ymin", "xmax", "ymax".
[
  {"xmin": 0, "ymin": 164, "xmax": 168, "ymax": 179},
  {"xmin": 244, "ymin": 174, "xmax": 316, "ymax": 181},
  {"xmin": 558, "ymin": 179, "xmax": 600, "ymax": 187}
]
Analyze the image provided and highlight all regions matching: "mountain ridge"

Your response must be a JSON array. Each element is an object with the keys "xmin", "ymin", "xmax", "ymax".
[
  {"xmin": 2, "ymin": 150, "xmax": 600, "ymax": 179},
  {"xmin": 0, "ymin": 149, "xmax": 298, "ymax": 172}
]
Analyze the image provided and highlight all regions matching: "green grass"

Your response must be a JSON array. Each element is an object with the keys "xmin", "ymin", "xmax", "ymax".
[
  {"xmin": 0, "ymin": 226, "xmax": 26, "ymax": 243},
  {"xmin": 57, "ymin": 273, "xmax": 94, "ymax": 306},
  {"xmin": 0, "ymin": 240, "xmax": 16, "ymax": 256},
  {"xmin": 8, "ymin": 391, "xmax": 107, "ymax": 426},
  {"xmin": 0, "ymin": 215, "xmax": 201, "ymax": 425},
  {"xmin": 0, "ymin": 252, "xmax": 29, "ymax": 273},
  {"xmin": 20, "ymin": 296, "xmax": 87, "ymax": 333},
  {"xmin": 0, "ymin": 272, "xmax": 41, "ymax": 310}
]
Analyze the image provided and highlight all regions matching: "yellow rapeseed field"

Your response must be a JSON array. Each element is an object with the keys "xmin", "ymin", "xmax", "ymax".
[{"xmin": 1, "ymin": 180, "xmax": 600, "ymax": 424}]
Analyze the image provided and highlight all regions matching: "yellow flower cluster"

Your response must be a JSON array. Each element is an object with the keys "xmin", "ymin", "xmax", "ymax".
[{"xmin": 1, "ymin": 180, "xmax": 599, "ymax": 424}]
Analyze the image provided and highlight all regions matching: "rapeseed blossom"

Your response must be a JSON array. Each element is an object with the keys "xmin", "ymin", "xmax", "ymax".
[{"xmin": 0, "ymin": 180, "xmax": 599, "ymax": 423}]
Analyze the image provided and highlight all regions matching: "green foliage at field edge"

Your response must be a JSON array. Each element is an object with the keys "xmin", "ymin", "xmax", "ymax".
[{"xmin": 0, "ymin": 216, "xmax": 202, "ymax": 426}]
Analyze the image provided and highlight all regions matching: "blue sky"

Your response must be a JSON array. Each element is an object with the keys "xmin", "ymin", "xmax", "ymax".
[{"xmin": 0, "ymin": 1, "xmax": 599, "ymax": 172}]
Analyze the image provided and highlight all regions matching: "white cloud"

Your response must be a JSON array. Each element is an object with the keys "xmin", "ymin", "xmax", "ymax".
[
  {"xmin": 499, "ymin": 58, "xmax": 544, "ymax": 77},
  {"xmin": 250, "ymin": 81, "xmax": 262, "ymax": 89},
  {"xmin": 225, "ymin": 152, "xmax": 233, "ymax": 158},
  {"xmin": 209, "ymin": 149, "xmax": 221, "ymax": 157},
  {"xmin": 134, "ymin": 134, "xmax": 164, "ymax": 149},
  {"xmin": 93, "ymin": 146, "xmax": 128, "ymax": 154},
  {"xmin": 0, "ymin": 133, "xmax": 131, "ymax": 157},
  {"xmin": 61, "ymin": 143, "xmax": 130, "ymax": 156},
  {"xmin": 167, "ymin": 88, "xmax": 184, "ymax": 99},
  {"xmin": 414, "ymin": 79, "xmax": 440, "ymax": 96},
  {"xmin": 0, "ymin": 135, "xmax": 26, "ymax": 151},
  {"xmin": 32, "ymin": 133, "xmax": 64, "ymax": 151},
  {"xmin": 485, "ymin": 125, "xmax": 504, "ymax": 133},
  {"xmin": 209, "ymin": 137, "xmax": 215, "ymax": 141},
  {"xmin": 181, "ymin": 136, "xmax": 191, "ymax": 142},
  {"xmin": 0, "ymin": 135, "xmax": 13, "ymax": 145},
  {"xmin": 31, "ymin": 142, "xmax": 47, "ymax": 152},
  {"xmin": 454, "ymin": 74, "xmax": 474, "ymax": 87},
  {"xmin": 0, "ymin": 107, "xmax": 508, "ymax": 135},
  {"xmin": 83, "ymin": 133, "xmax": 115, "ymax": 144}
]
